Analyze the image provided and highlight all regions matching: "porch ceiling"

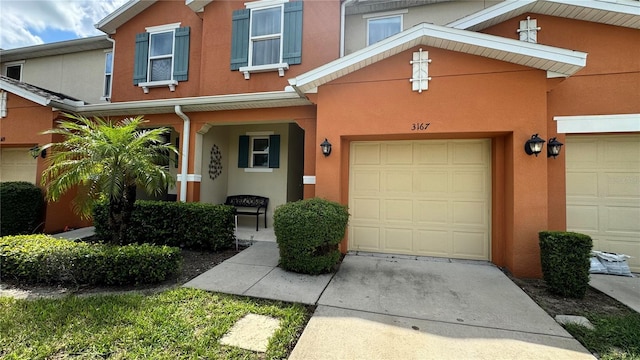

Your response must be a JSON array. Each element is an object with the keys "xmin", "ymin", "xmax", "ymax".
[
  {"xmin": 448, "ymin": 0, "xmax": 640, "ymax": 31},
  {"xmin": 290, "ymin": 22, "xmax": 587, "ymax": 94}
]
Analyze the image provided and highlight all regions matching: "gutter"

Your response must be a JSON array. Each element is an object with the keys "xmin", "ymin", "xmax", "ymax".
[{"xmin": 174, "ymin": 105, "xmax": 190, "ymax": 202}]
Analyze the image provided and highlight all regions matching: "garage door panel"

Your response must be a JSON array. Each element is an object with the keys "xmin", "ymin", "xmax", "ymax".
[
  {"xmin": 566, "ymin": 172, "xmax": 598, "ymax": 197},
  {"xmin": 566, "ymin": 134, "xmax": 640, "ymax": 273},
  {"xmin": 453, "ymin": 231, "xmax": 488, "ymax": 259},
  {"xmin": 415, "ymin": 201, "xmax": 448, "ymax": 224},
  {"xmin": 350, "ymin": 139, "xmax": 490, "ymax": 261},
  {"xmin": 384, "ymin": 199, "xmax": 413, "ymax": 222},
  {"xmin": 415, "ymin": 142, "xmax": 448, "ymax": 165},
  {"xmin": 414, "ymin": 230, "xmax": 451, "ymax": 255},
  {"xmin": 385, "ymin": 143, "xmax": 413, "ymax": 165},
  {"xmin": 385, "ymin": 171, "xmax": 412, "ymax": 192},
  {"xmin": 352, "ymin": 198, "xmax": 380, "ymax": 220},
  {"xmin": 383, "ymin": 228, "xmax": 413, "ymax": 252},
  {"xmin": 352, "ymin": 170, "xmax": 380, "ymax": 193},
  {"xmin": 453, "ymin": 201, "xmax": 487, "ymax": 226},
  {"xmin": 352, "ymin": 143, "xmax": 381, "ymax": 165},
  {"xmin": 351, "ymin": 227, "xmax": 381, "ymax": 251}
]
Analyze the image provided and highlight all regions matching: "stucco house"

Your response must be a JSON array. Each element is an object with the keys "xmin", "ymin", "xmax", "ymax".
[{"xmin": 1, "ymin": 0, "xmax": 638, "ymax": 277}]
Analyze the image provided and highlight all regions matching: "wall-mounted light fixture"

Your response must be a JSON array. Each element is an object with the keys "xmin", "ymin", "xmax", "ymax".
[
  {"xmin": 524, "ymin": 134, "xmax": 545, "ymax": 157},
  {"xmin": 320, "ymin": 138, "xmax": 332, "ymax": 157},
  {"xmin": 29, "ymin": 145, "xmax": 46, "ymax": 159},
  {"xmin": 547, "ymin": 137, "xmax": 563, "ymax": 158}
]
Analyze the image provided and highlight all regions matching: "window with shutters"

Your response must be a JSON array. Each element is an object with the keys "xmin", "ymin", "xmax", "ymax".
[
  {"xmin": 238, "ymin": 133, "xmax": 280, "ymax": 172},
  {"xmin": 230, "ymin": 0, "xmax": 303, "ymax": 79},
  {"xmin": 133, "ymin": 23, "xmax": 190, "ymax": 93}
]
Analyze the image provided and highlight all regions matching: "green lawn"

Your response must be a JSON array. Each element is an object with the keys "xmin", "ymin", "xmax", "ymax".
[
  {"xmin": 564, "ymin": 313, "xmax": 640, "ymax": 360},
  {"xmin": 0, "ymin": 287, "xmax": 310, "ymax": 360}
]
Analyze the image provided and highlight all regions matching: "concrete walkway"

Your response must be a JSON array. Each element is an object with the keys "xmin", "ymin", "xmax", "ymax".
[
  {"xmin": 186, "ymin": 242, "xmax": 594, "ymax": 359},
  {"xmin": 590, "ymin": 274, "xmax": 640, "ymax": 313}
]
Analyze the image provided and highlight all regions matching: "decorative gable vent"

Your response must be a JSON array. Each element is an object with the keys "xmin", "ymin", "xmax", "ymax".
[
  {"xmin": 409, "ymin": 48, "xmax": 431, "ymax": 93},
  {"xmin": 517, "ymin": 16, "xmax": 541, "ymax": 43}
]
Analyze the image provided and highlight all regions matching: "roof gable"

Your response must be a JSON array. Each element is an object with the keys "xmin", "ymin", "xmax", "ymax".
[
  {"xmin": 448, "ymin": 0, "xmax": 640, "ymax": 31},
  {"xmin": 290, "ymin": 22, "xmax": 587, "ymax": 94}
]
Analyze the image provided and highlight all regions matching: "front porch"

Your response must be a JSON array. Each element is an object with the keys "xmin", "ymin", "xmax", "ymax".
[{"xmin": 235, "ymin": 224, "xmax": 276, "ymax": 243}]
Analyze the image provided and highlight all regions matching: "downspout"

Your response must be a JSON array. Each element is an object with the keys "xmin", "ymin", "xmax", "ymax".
[
  {"xmin": 340, "ymin": 0, "xmax": 356, "ymax": 57},
  {"xmin": 175, "ymin": 105, "xmax": 190, "ymax": 202}
]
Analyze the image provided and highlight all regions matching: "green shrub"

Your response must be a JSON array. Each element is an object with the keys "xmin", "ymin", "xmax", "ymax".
[
  {"xmin": 93, "ymin": 200, "xmax": 235, "ymax": 250},
  {"xmin": 0, "ymin": 234, "xmax": 181, "ymax": 285},
  {"xmin": 0, "ymin": 182, "xmax": 44, "ymax": 236},
  {"xmin": 539, "ymin": 231, "xmax": 592, "ymax": 298},
  {"xmin": 274, "ymin": 198, "xmax": 349, "ymax": 275}
]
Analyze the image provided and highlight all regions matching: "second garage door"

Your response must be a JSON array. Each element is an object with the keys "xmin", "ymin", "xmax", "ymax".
[
  {"xmin": 349, "ymin": 139, "xmax": 491, "ymax": 260},
  {"xmin": 0, "ymin": 148, "xmax": 37, "ymax": 183}
]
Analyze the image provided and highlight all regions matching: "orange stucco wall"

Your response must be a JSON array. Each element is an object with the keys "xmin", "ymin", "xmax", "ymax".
[
  {"xmin": 0, "ymin": 94, "xmax": 91, "ymax": 233},
  {"xmin": 313, "ymin": 46, "xmax": 551, "ymax": 277},
  {"xmin": 110, "ymin": 0, "xmax": 341, "ymax": 101}
]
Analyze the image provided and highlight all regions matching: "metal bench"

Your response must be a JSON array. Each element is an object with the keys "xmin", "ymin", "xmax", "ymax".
[{"xmin": 224, "ymin": 195, "xmax": 269, "ymax": 231}]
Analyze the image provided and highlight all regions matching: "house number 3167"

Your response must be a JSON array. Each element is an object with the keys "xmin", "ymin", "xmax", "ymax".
[{"xmin": 411, "ymin": 123, "xmax": 431, "ymax": 131}]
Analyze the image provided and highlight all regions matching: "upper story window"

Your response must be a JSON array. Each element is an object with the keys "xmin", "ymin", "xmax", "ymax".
[
  {"xmin": 133, "ymin": 23, "xmax": 190, "ymax": 93},
  {"xmin": 103, "ymin": 51, "xmax": 113, "ymax": 99},
  {"xmin": 366, "ymin": 12, "xmax": 404, "ymax": 45},
  {"xmin": 231, "ymin": 0, "xmax": 303, "ymax": 79},
  {"xmin": 4, "ymin": 62, "xmax": 23, "ymax": 81}
]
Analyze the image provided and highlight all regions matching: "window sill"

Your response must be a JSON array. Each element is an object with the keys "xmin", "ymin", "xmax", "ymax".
[
  {"xmin": 244, "ymin": 168, "xmax": 274, "ymax": 173},
  {"xmin": 138, "ymin": 80, "xmax": 178, "ymax": 94},
  {"xmin": 239, "ymin": 63, "xmax": 289, "ymax": 80}
]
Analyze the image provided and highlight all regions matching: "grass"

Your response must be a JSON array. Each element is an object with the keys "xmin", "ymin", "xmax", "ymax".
[
  {"xmin": 0, "ymin": 287, "xmax": 311, "ymax": 359},
  {"xmin": 564, "ymin": 313, "xmax": 640, "ymax": 360}
]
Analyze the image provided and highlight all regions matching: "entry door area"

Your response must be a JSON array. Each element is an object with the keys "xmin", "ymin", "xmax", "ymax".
[
  {"xmin": 349, "ymin": 139, "xmax": 491, "ymax": 260},
  {"xmin": 0, "ymin": 148, "xmax": 37, "ymax": 183},
  {"xmin": 566, "ymin": 135, "xmax": 640, "ymax": 272}
]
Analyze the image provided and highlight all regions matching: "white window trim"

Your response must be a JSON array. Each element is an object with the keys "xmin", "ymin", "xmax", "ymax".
[
  {"xmin": 141, "ymin": 22, "xmax": 181, "ymax": 92},
  {"xmin": 3, "ymin": 61, "xmax": 25, "ymax": 82},
  {"xmin": 555, "ymin": 114, "xmax": 640, "ymax": 133},
  {"xmin": 244, "ymin": 131, "xmax": 275, "ymax": 172},
  {"xmin": 242, "ymin": 0, "xmax": 289, "ymax": 79},
  {"xmin": 101, "ymin": 51, "xmax": 113, "ymax": 101},
  {"xmin": 366, "ymin": 11, "xmax": 405, "ymax": 46}
]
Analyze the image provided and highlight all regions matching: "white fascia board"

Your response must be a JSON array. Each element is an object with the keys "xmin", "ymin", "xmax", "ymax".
[
  {"xmin": 0, "ymin": 81, "xmax": 50, "ymax": 107},
  {"xmin": 448, "ymin": 0, "xmax": 536, "ymax": 30},
  {"xmin": 186, "ymin": 0, "xmax": 213, "ymax": 12},
  {"xmin": 75, "ymin": 90, "xmax": 304, "ymax": 114},
  {"xmin": 291, "ymin": 23, "xmax": 587, "ymax": 93},
  {"xmin": 547, "ymin": 0, "xmax": 640, "ymax": 16},
  {"xmin": 555, "ymin": 113, "xmax": 640, "ymax": 133},
  {"xmin": 95, "ymin": 0, "xmax": 157, "ymax": 34}
]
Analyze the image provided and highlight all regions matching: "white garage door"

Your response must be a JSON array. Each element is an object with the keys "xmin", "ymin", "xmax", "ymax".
[
  {"xmin": 566, "ymin": 135, "xmax": 640, "ymax": 273},
  {"xmin": 349, "ymin": 139, "xmax": 491, "ymax": 260},
  {"xmin": 0, "ymin": 148, "xmax": 37, "ymax": 183}
]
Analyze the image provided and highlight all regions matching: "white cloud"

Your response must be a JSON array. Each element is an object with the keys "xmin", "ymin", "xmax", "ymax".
[{"xmin": 0, "ymin": 0, "xmax": 129, "ymax": 50}]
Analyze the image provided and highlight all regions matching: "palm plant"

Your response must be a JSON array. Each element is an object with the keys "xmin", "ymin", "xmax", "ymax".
[{"xmin": 41, "ymin": 114, "xmax": 178, "ymax": 244}]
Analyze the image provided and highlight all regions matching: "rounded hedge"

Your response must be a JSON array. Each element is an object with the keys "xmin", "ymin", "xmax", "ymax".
[
  {"xmin": 0, "ymin": 182, "xmax": 44, "ymax": 236},
  {"xmin": 274, "ymin": 198, "xmax": 349, "ymax": 275},
  {"xmin": 0, "ymin": 234, "xmax": 182, "ymax": 286}
]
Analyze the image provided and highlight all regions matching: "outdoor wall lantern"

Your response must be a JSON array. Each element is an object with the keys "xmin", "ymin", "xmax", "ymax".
[
  {"xmin": 547, "ymin": 137, "xmax": 563, "ymax": 158},
  {"xmin": 29, "ymin": 145, "xmax": 46, "ymax": 159},
  {"xmin": 320, "ymin": 138, "xmax": 332, "ymax": 157},
  {"xmin": 524, "ymin": 134, "xmax": 545, "ymax": 157}
]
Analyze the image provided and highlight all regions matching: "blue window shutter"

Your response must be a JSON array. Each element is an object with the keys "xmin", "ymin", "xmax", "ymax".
[
  {"xmin": 230, "ymin": 9, "xmax": 250, "ymax": 70},
  {"xmin": 238, "ymin": 135, "xmax": 249, "ymax": 168},
  {"xmin": 283, "ymin": 1, "xmax": 303, "ymax": 65},
  {"xmin": 173, "ymin": 27, "xmax": 190, "ymax": 81},
  {"xmin": 269, "ymin": 135, "xmax": 280, "ymax": 168},
  {"xmin": 133, "ymin": 32, "xmax": 149, "ymax": 85}
]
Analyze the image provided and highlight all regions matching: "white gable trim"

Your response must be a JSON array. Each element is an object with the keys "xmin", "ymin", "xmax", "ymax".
[
  {"xmin": 555, "ymin": 114, "xmax": 640, "ymax": 133},
  {"xmin": 290, "ymin": 22, "xmax": 587, "ymax": 94},
  {"xmin": 1, "ymin": 81, "xmax": 50, "ymax": 107},
  {"xmin": 96, "ymin": 0, "xmax": 157, "ymax": 34},
  {"xmin": 448, "ymin": 0, "xmax": 640, "ymax": 31}
]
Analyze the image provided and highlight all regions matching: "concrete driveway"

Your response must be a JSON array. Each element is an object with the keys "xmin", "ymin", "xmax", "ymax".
[{"xmin": 290, "ymin": 254, "xmax": 593, "ymax": 360}]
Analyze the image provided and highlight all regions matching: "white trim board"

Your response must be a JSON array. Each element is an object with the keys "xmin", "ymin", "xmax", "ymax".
[{"xmin": 555, "ymin": 113, "xmax": 640, "ymax": 133}]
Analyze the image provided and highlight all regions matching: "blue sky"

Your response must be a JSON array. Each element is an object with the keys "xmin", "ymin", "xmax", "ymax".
[{"xmin": 0, "ymin": 0, "xmax": 128, "ymax": 50}]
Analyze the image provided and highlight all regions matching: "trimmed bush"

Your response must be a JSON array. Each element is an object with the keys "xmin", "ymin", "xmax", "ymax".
[
  {"xmin": 0, "ymin": 234, "xmax": 182, "ymax": 285},
  {"xmin": 539, "ymin": 231, "xmax": 592, "ymax": 298},
  {"xmin": 93, "ymin": 200, "xmax": 235, "ymax": 250},
  {"xmin": 274, "ymin": 198, "xmax": 349, "ymax": 275},
  {"xmin": 0, "ymin": 182, "xmax": 44, "ymax": 236}
]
